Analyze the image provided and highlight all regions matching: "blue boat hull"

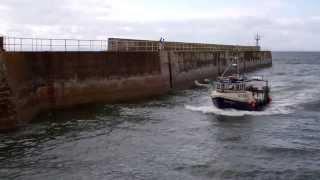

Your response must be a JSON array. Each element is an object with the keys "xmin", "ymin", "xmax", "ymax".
[{"xmin": 212, "ymin": 97, "xmax": 262, "ymax": 111}]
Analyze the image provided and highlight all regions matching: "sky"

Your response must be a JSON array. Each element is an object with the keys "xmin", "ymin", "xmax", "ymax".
[{"xmin": 0, "ymin": 0, "xmax": 319, "ymax": 51}]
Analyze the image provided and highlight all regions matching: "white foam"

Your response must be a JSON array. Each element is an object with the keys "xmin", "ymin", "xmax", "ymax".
[
  {"xmin": 185, "ymin": 104, "xmax": 292, "ymax": 117},
  {"xmin": 185, "ymin": 92, "xmax": 297, "ymax": 117},
  {"xmin": 185, "ymin": 87, "xmax": 320, "ymax": 116}
]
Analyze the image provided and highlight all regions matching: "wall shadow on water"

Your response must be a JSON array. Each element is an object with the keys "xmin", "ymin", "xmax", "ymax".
[
  {"xmin": 0, "ymin": 103, "xmax": 119, "ymax": 163},
  {"xmin": 214, "ymin": 115, "xmax": 255, "ymax": 124},
  {"xmin": 210, "ymin": 114, "xmax": 258, "ymax": 144}
]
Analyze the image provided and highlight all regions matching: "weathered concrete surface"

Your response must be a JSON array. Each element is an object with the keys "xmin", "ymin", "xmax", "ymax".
[
  {"xmin": 168, "ymin": 51, "xmax": 221, "ymax": 89},
  {"xmin": 0, "ymin": 37, "xmax": 3, "ymax": 51},
  {"xmin": 169, "ymin": 51, "xmax": 272, "ymax": 89},
  {"xmin": 0, "ymin": 53, "xmax": 18, "ymax": 131},
  {"xmin": 0, "ymin": 50, "xmax": 271, "ymax": 131},
  {"xmin": 0, "ymin": 51, "xmax": 171, "ymax": 131}
]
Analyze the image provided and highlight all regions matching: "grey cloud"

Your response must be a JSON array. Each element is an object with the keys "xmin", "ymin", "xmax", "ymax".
[
  {"xmin": 1, "ymin": 0, "xmax": 111, "ymax": 26},
  {"xmin": 0, "ymin": 0, "xmax": 319, "ymax": 51}
]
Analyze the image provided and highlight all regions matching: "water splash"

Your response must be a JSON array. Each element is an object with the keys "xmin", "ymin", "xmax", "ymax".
[
  {"xmin": 185, "ymin": 104, "xmax": 292, "ymax": 117},
  {"xmin": 185, "ymin": 86, "xmax": 320, "ymax": 117}
]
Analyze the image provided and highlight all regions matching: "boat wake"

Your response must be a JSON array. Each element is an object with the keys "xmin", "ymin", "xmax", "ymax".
[
  {"xmin": 185, "ymin": 104, "xmax": 292, "ymax": 117},
  {"xmin": 185, "ymin": 87, "xmax": 320, "ymax": 116},
  {"xmin": 185, "ymin": 93, "xmax": 304, "ymax": 116}
]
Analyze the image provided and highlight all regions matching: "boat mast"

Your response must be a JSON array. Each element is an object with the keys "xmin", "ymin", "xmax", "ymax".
[
  {"xmin": 220, "ymin": 47, "xmax": 240, "ymax": 78},
  {"xmin": 234, "ymin": 47, "xmax": 240, "ymax": 78},
  {"xmin": 221, "ymin": 64, "xmax": 236, "ymax": 78},
  {"xmin": 236, "ymin": 47, "xmax": 240, "ymax": 77}
]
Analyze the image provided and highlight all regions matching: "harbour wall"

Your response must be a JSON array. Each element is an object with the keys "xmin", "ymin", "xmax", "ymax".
[
  {"xmin": 0, "ymin": 50, "xmax": 272, "ymax": 131},
  {"xmin": 0, "ymin": 51, "xmax": 171, "ymax": 131}
]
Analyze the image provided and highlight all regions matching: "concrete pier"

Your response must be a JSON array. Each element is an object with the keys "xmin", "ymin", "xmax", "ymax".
[{"xmin": 0, "ymin": 37, "xmax": 272, "ymax": 131}]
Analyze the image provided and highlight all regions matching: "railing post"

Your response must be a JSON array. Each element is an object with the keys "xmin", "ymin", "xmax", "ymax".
[
  {"xmin": 0, "ymin": 36, "xmax": 3, "ymax": 52},
  {"xmin": 50, "ymin": 39, "xmax": 52, "ymax": 51},
  {"xmin": 20, "ymin": 38, "xmax": 23, "ymax": 51},
  {"xmin": 64, "ymin": 39, "xmax": 67, "ymax": 51},
  {"xmin": 116, "ymin": 40, "xmax": 119, "ymax": 51},
  {"xmin": 40, "ymin": 39, "xmax": 43, "ymax": 51},
  {"xmin": 126, "ymin": 41, "xmax": 129, "ymax": 51}
]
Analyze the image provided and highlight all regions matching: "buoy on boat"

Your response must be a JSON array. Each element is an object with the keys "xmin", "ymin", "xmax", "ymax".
[{"xmin": 249, "ymin": 101, "xmax": 256, "ymax": 109}]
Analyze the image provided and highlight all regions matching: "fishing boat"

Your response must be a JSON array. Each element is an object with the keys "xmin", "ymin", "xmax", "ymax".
[{"xmin": 211, "ymin": 64, "xmax": 271, "ymax": 111}]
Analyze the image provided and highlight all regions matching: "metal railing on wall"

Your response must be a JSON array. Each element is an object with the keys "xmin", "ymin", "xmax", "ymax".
[
  {"xmin": 107, "ymin": 39, "xmax": 261, "ymax": 52},
  {"xmin": 2, "ymin": 36, "xmax": 108, "ymax": 52}
]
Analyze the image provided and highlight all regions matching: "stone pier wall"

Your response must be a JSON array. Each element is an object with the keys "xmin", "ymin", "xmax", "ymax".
[
  {"xmin": 168, "ymin": 51, "xmax": 272, "ymax": 89},
  {"xmin": 0, "ymin": 54, "xmax": 17, "ymax": 131},
  {"xmin": 0, "ymin": 51, "xmax": 171, "ymax": 130},
  {"xmin": 0, "ymin": 50, "xmax": 272, "ymax": 131}
]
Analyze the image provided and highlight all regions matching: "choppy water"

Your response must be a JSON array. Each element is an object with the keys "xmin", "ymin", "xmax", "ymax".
[{"xmin": 1, "ymin": 52, "xmax": 320, "ymax": 180}]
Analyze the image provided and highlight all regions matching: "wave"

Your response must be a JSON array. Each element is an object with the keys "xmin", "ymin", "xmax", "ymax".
[{"xmin": 185, "ymin": 104, "xmax": 292, "ymax": 117}]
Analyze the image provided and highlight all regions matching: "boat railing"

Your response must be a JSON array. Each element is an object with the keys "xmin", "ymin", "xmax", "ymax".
[
  {"xmin": 216, "ymin": 81, "xmax": 269, "ymax": 92},
  {"xmin": 216, "ymin": 81, "xmax": 246, "ymax": 92},
  {"xmin": 249, "ymin": 75, "xmax": 265, "ymax": 81}
]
